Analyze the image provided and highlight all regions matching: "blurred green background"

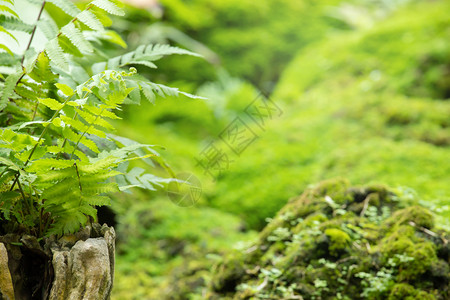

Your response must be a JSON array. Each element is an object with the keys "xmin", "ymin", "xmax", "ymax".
[{"xmin": 75, "ymin": 0, "xmax": 449, "ymax": 298}]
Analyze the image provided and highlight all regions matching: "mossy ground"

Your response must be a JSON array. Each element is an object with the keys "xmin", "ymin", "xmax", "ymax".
[
  {"xmin": 198, "ymin": 180, "xmax": 449, "ymax": 299},
  {"xmin": 110, "ymin": 0, "xmax": 450, "ymax": 298}
]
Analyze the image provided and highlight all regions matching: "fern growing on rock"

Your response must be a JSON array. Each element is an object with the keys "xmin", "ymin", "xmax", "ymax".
[{"xmin": 0, "ymin": 0, "xmax": 201, "ymax": 236}]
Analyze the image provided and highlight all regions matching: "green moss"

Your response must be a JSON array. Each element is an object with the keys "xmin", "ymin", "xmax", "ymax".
[
  {"xmin": 388, "ymin": 283, "xmax": 417, "ymax": 299},
  {"xmin": 386, "ymin": 205, "xmax": 435, "ymax": 229},
  {"xmin": 199, "ymin": 180, "xmax": 449, "ymax": 299},
  {"xmin": 324, "ymin": 228, "xmax": 351, "ymax": 256}
]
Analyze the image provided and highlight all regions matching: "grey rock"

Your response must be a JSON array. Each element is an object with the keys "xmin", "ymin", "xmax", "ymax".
[{"xmin": 49, "ymin": 227, "xmax": 115, "ymax": 300}]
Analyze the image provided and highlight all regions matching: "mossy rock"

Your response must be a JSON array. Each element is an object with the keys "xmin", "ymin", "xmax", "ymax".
[{"xmin": 204, "ymin": 179, "xmax": 449, "ymax": 299}]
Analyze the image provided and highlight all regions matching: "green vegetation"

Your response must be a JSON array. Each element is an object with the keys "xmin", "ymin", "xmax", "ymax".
[
  {"xmin": 110, "ymin": 0, "xmax": 449, "ymax": 298},
  {"xmin": 0, "ymin": 0, "xmax": 200, "ymax": 236},
  {"xmin": 170, "ymin": 180, "xmax": 449, "ymax": 299},
  {"xmin": 1, "ymin": 0, "xmax": 449, "ymax": 298}
]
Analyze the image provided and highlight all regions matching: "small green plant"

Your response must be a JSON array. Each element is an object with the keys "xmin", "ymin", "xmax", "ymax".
[{"xmin": 0, "ymin": 0, "xmax": 201, "ymax": 236}]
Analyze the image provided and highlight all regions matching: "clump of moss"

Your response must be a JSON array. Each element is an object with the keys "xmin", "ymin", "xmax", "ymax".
[{"xmin": 203, "ymin": 179, "xmax": 449, "ymax": 299}]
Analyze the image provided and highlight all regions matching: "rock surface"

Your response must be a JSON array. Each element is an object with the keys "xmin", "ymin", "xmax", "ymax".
[
  {"xmin": 49, "ymin": 225, "xmax": 115, "ymax": 300},
  {"xmin": 0, "ymin": 224, "xmax": 115, "ymax": 300},
  {"xmin": 0, "ymin": 242, "xmax": 14, "ymax": 300}
]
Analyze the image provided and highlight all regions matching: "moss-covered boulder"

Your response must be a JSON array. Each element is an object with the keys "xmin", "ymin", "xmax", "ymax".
[{"xmin": 205, "ymin": 179, "xmax": 449, "ymax": 299}]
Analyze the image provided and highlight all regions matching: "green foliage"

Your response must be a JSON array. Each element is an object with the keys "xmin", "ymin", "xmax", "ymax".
[
  {"xmin": 204, "ymin": 180, "xmax": 449, "ymax": 299},
  {"xmin": 113, "ymin": 0, "xmax": 450, "ymax": 233},
  {"xmin": 112, "ymin": 0, "xmax": 350, "ymax": 88},
  {"xmin": 0, "ymin": 0, "xmax": 200, "ymax": 236},
  {"xmin": 112, "ymin": 198, "xmax": 256, "ymax": 299}
]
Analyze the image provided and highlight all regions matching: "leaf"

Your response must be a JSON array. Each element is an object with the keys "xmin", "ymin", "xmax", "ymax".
[
  {"xmin": 37, "ymin": 18, "xmax": 58, "ymax": 40},
  {"xmin": 83, "ymin": 105, "xmax": 121, "ymax": 119},
  {"xmin": 55, "ymin": 83, "xmax": 74, "ymax": 96},
  {"xmin": 0, "ymin": 5, "xmax": 19, "ymax": 18},
  {"xmin": 93, "ymin": 44, "xmax": 200, "ymax": 72},
  {"xmin": 142, "ymin": 44, "xmax": 201, "ymax": 61},
  {"xmin": 57, "ymin": 35, "xmax": 83, "ymax": 57},
  {"xmin": 0, "ymin": 157, "xmax": 20, "ymax": 171},
  {"xmin": 0, "ymin": 25, "xmax": 18, "ymax": 43},
  {"xmin": 28, "ymin": 51, "xmax": 58, "ymax": 82},
  {"xmin": 45, "ymin": 38, "xmax": 68, "ymax": 71},
  {"xmin": 91, "ymin": 0, "xmax": 124, "ymax": 16},
  {"xmin": 126, "ymin": 60, "xmax": 157, "ymax": 69},
  {"xmin": 0, "ymin": 15, "xmax": 33, "ymax": 33},
  {"xmin": 61, "ymin": 22, "xmax": 93, "ymax": 53},
  {"xmin": 82, "ymin": 182, "xmax": 119, "ymax": 195},
  {"xmin": 76, "ymin": 9, "xmax": 103, "ymax": 31},
  {"xmin": 27, "ymin": 158, "xmax": 75, "ymax": 172},
  {"xmin": 0, "ymin": 44, "xmax": 13, "ymax": 56},
  {"xmin": 82, "ymin": 195, "xmax": 111, "ymax": 206},
  {"xmin": 75, "ymin": 108, "xmax": 114, "ymax": 130},
  {"xmin": 78, "ymin": 155, "xmax": 118, "ymax": 174},
  {"xmin": 101, "ymin": 30, "xmax": 127, "ymax": 48},
  {"xmin": 38, "ymin": 98, "xmax": 63, "ymax": 110},
  {"xmin": 0, "ymin": 71, "xmax": 23, "ymax": 111},
  {"xmin": 0, "ymin": 52, "xmax": 19, "ymax": 65},
  {"xmin": 47, "ymin": 0, "xmax": 81, "ymax": 17}
]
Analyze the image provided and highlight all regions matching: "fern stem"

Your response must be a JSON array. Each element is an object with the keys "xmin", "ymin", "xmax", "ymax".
[
  {"xmin": 73, "ymin": 162, "xmax": 83, "ymax": 206},
  {"xmin": 16, "ymin": 177, "xmax": 28, "ymax": 207},
  {"xmin": 21, "ymin": 1, "xmax": 47, "ymax": 65}
]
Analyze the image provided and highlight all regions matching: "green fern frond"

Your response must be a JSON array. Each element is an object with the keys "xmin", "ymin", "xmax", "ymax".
[
  {"xmin": 82, "ymin": 195, "xmax": 111, "ymax": 206},
  {"xmin": 61, "ymin": 22, "xmax": 93, "ymax": 54},
  {"xmin": 0, "ymin": 44, "xmax": 13, "ymax": 56},
  {"xmin": 75, "ymin": 108, "xmax": 114, "ymax": 130},
  {"xmin": 0, "ymin": 52, "xmax": 19, "ymax": 66},
  {"xmin": 78, "ymin": 155, "xmax": 118, "ymax": 174},
  {"xmin": 45, "ymin": 207, "xmax": 91, "ymax": 235},
  {"xmin": 28, "ymin": 51, "xmax": 58, "ymax": 82},
  {"xmin": 76, "ymin": 9, "xmax": 103, "ymax": 31},
  {"xmin": 93, "ymin": 44, "xmax": 200, "ymax": 72},
  {"xmin": 45, "ymin": 38, "xmax": 69, "ymax": 71},
  {"xmin": 82, "ymin": 181, "xmax": 119, "ymax": 195},
  {"xmin": 83, "ymin": 105, "xmax": 121, "ymax": 119},
  {"xmin": 0, "ymin": 4, "xmax": 19, "ymax": 18},
  {"xmin": 0, "ymin": 25, "xmax": 17, "ymax": 42},
  {"xmin": 137, "ymin": 44, "xmax": 201, "ymax": 61},
  {"xmin": 42, "ymin": 176, "xmax": 78, "ymax": 200},
  {"xmin": 37, "ymin": 18, "xmax": 58, "ymax": 40},
  {"xmin": 0, "ymin": 0, "xmax": 200, "ymax": 237},
  {"xmin": 79, "ymin": 170, "xmax": 122, "ymax": 183},
  {"xmin": 37, "ymin": 168, "xmax": 74, "ymax": 183},
  {"xmin": 119, "ymin": 167, "xmax": 173, "ymax": 191},
  {"xmin": 15, "ymin": 85, "xmax": 38, "ymax": 101},
  {"xmin": 91, "ymin": 0, "xmax": 124, "ymax": 16},
  {"xmin": 47, "ymin": 0, "xmax": 80, "ymax": 17},
  {"xmin": 0, "ymin": 71, "xmax": 23, "ymax": 110},
  {"xmin": 38, "ymin": 97, "xmax": 63, "ymax": 110},
  {"xmin": 26, "ymin": 158, "xmax": 75, "ymax": 172},
  {"xmin": 0, "ymin": 15, "xmax": 33, "ymax": 33},
  {"xmin": 1, "ymin": 0, "xmax": 14, "ymax": 5}
]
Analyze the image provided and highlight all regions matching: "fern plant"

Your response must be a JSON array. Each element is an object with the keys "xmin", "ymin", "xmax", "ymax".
[{"xmin": 0, "ymin": 0, "xmax": 201, "ymax": 236}]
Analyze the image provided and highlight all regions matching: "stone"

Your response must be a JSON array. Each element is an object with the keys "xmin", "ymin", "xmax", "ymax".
[
  {"xmin": 49, "ymin": 227, "xmax": 115, "ymax": 300},
  {"xmin": 0, "ymin": 242, "xmax": 14, "ymax": 300}
]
